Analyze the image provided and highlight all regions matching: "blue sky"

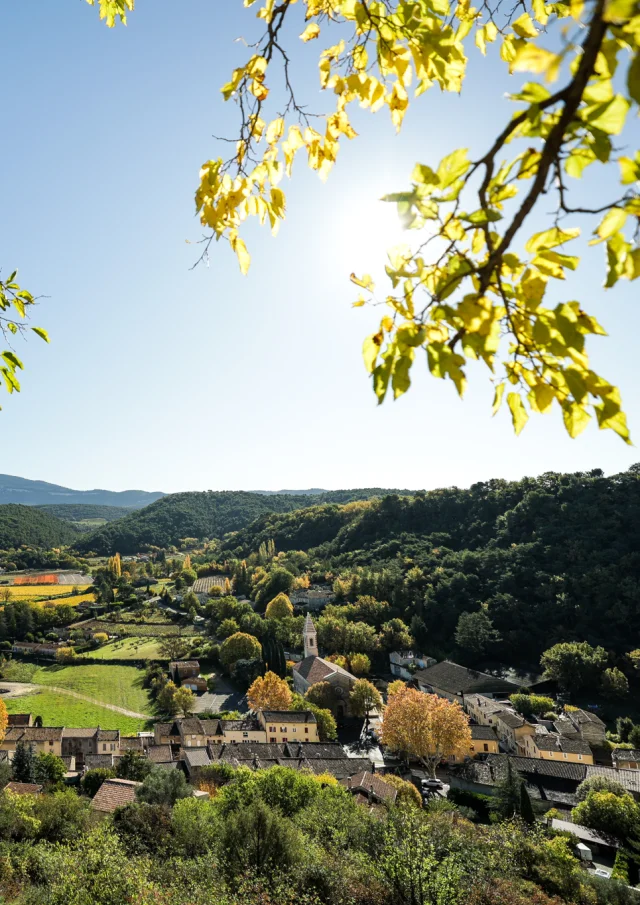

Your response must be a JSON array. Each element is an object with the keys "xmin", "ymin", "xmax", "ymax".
[{"xmin": 0, "ymin": 1, "xmax": 638, "ymax": 494}]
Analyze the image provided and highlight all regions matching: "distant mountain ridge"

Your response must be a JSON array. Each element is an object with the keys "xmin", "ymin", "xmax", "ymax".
[{"xmin": 0, "ymin": 474, "xmax": 164, "ymax": 508}]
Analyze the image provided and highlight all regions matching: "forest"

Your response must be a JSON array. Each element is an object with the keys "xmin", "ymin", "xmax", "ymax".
[
  {"xmin": 0, "ymin": 505, "xmax": 80, "ymax": 550},
  {"xmin": 223, "ymin": 467, "xmax": 640, "ymax": 666}
]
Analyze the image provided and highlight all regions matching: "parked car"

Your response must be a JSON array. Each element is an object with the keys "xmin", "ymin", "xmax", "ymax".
[{"xmin": 421, "ymin": 778, "xmax": 443, "ymax": 791}]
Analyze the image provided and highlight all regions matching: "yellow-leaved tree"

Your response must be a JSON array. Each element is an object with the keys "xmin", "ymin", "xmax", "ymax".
[
  {"xmin": 247, "ymin": 670, "xmax": 293, "ymax": 710},
  {"xmin": 88, "ymin": 0, "xmax": 640, "ymax": 440},
  {"xmin": 0, "ymin": 698, "xmax": 7, "ymax": 743},
  {"xmin": 265, "ymin": 593, "xmax": 294, "ymax": 619},
  {"xmin": 380, "ymin": 685, "xmax": 471, "ymax": 777}
]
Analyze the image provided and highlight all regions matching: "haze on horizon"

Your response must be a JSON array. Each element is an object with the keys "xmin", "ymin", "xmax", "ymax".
[{"xmin": 1, "ymin": 2, "xmax": 639, "ymax": 494}]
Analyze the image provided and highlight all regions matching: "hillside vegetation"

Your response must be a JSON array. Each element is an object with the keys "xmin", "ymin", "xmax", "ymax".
[
  {"xmin": 0, "ymin": 504, "xmax": 80, "ymax": 549},
  {"xmin": 36, "ymin": 504, "xmax": 132, "ymax": 524},
  {"xmin": 224, "ymin": 466, "xmax": 640, "ymax": 663},
  {"xmin": 75, "ymin": 489, "xmax": 406, "ymax": 555}
]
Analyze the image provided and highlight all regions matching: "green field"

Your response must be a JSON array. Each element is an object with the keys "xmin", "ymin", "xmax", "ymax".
[
  {"xmin": 2, "ymin": 692, "xmax": 148, "ymax": 734},
  {"xmin": 85, "ymin": 637, "xmax": 163, "ymax": 661},
  {"xmin": 32, "ymin": 663, "xmax": 152, "ymax": 715}
]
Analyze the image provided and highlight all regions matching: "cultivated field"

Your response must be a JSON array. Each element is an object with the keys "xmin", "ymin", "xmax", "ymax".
[
  {"xmin": 85, "ymin": 637, "xmax": 163, "ymax": 661},
  {"xmin": 74, "ymin": 619, "xmax": 196, "ymax": 637},
  {"xmin": 2, "ymin": 692, "xmax": 147, "ymax": 734},
  {"xmin": 2, "ymin": 586, "xmax": 91, "ymax": 599},
  {"xmin": 192, "ymin": 575, "xmax": 226, "ymax": 594}
]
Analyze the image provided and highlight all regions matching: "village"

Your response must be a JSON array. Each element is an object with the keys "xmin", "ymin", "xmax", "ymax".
[{"xmin": 3, "ymin": 611, "xmax": 639, "ymax": 880}]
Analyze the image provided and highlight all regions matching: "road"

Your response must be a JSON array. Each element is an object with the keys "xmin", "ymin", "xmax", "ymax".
[
  {"xmin": 0, "ymin": 681, "xmax": 151, "ymax": 719},
  {"xmin": 191, "ymin": 672, "xmax": 246, "ymax": 715}
]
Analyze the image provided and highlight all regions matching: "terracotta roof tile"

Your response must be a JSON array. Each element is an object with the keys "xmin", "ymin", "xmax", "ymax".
[
  {"xmin": 5, "ymin": 782, "xmax": 43, "ymax": 795},
  {"xmin": 90, "ymin": 778, "xmax": 140, "ymax": 813}
]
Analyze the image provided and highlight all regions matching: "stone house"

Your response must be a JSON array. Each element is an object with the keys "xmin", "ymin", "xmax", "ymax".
[
  {"xmin": 612, "ymin": 749, "xmax": 640, "ymax": 771},
  {"xmin": 448, "ymin": 725, "xmax": 500, "ymax": 764},
  {"xmin": 169, "ymin": 660, "xmax": 201, "ymax": 683},
  {"xmin": 565, "ymin": 708, "xmax": 606, "ymax": 746},
  {"xmin": 257, "ymin": 710, "xmax": 319, "ymax": 744},
  {"xmin": 522, "ymin": 729, "xmax": 594, "ymax": 764},
  {"xmin": 7, "ymin": 714, "xmax": 33, "ymax": 728},
  {"xmin": 1, "ymin": 726, "xmax": 64, "ymax": 757},
  {"xmin": 414, "ymin": 661, "xmax": 518, "ymax": 704},
  {"xmin": 389, "ymin": 651, "xmax": 436, "ymax": 680},
  {"xmin": 292, "ymin": 614, "xmax": 357, "ymax": 720},
  {"xmin": 62, "ymin": 728, "xmax": 99, "ymax": 767}
]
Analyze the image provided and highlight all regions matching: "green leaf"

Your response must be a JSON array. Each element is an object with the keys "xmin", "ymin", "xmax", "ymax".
[
  {"xmin": 627, "ymin": 51, "xmax": 640, "ymax": 105},
  {"xmin": 1, "ymin": 351, "xmax": 24, "ymax": 371},
  {"xmin": 507, "ymin": 392, "xmax": 528, "ymax": 434},
  {"xmin": 32, "ymin": 327, "xmax": 50, "ymax": 343},
  {"xmin": 461, "ymin": 209, "xmax": 503, "ymax": 225},
  {"xmin": 525, "ymin": 227, "xmax": 580, "ymax": 254},
  {"xmin": 583, "ymin": 95, "xmax": 630, "ymax": 135},
  {"xmin": 618, "ymin": 156, "xmax": 640, "ymax": 185},
  {"xmin": 392, "ymin": 350, "xmax": 414, "ymax": 399},
  {"xmin": 436, "ymin": 149, "xmax": 470, "ymax": 189},
  {"xmin": 411, "ymin": 164, "xmax": 439, "ymax": 187}
]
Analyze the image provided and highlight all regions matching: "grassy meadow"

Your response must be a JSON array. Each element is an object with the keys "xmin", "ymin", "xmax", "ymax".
[
  {"xmin": 31, "ymin": 663, "xmax": 152, "ymax": 715},
  {"xmin": 2, "ymin": 692, "xmax": 148, "ymax": 734},
  {"xmin": 85, "ymin": 637, "xmax": 163, "ymax": 661}
]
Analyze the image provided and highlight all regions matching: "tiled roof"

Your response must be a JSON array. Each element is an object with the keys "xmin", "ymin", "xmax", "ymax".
[
  {"xmin": 465, "ymin": 694, "xmax": 506, "ymax": 714},
  {"xmin": 147, "ymin": 745, "xmax": 173, "ymax": 763},
  {"xmin": 415, "ymin": 661, "xmax": 517, "ymax": 695},
  {"xmin": 119, "ymin": 737, "xmax": 145, "ymax": 750},
  {"xmin": 7, "ymin": 714, "xmax": 32, "ymax": 727},
  {"xmin": 283, "ymin": 742, "xmax": 345, "ymax": 759},
  {"xmin": 170, "ymin": 660, "xmax": 200, "ymax": 669},
  {"xmin": 567, "ymin": 708, "xmax": 605, "ymax": 728},
  {"xmin": 471, "ymin": 725, "xmax": 499, "ymax": 741},
  {"xmin": 305, "ymin": 757, "xmax": 372, "ymax": 779},
  {"xmin": 215, "ymin": 742, "xmax": 287, "ymax": 760},
  {"xmin": 495, "ymin": 711, "xmax": 528, "ymax": 729},
  {"xmin": 293, "ymin": 656, "xmax": 355, "ymax": 684},
  {"xmin": 62, "ymin": 727, "xmax": 98, "ymax": 739},
  {"xmin": 586, "ymin": 765, "xmax": 640, "ymax": 794},
  {"xmin": 97, "ymin": 730, "xmax": 120, "ymax": 741},
  {"xmin": 155, "ymin": 723, "xmax": 173, "ymax": 737},
  {"xmin": 219, "ymin": 718, "xmax": 261, "ymax": 732},
  {"xmin": 5, "ymin": 727, "xmax": 64, "ymax": 742},
  {"xmin": 304, "ymin": 613, "xmax": 316, "ymax": 630},
  {"xmin": 91, "ymin": 778, "xmax": 140, "ymax": 813},
  {"xmin": 612, "ymin": 748, "xmax": 640, "ymax": 762},
  {"xmin": 261, "ymin": 710, "xmax": 317, "ymax": 723},
  {"xmin": 495, "ymin": 754, "xmax": 586, "ymax": 782},
  {"xmin": 5, "ymin": 782, "xmax": 43, "ymax": 795},
  {"xmin": 198, "ymin": 720, "xmax": 222, "ymax": 736},
  {"xmin": 183, "ymin": 747, "xmax": 212, "ymax": 769},
  {"xmin": 553, "ymin": 719, "xmax": 581, "ymax": 738},
  {"xmin": 534, "ymin": 734, "xmax": 591, "ymax": 755},
  {"xmin": 343, "ymin": 772, "xmax": 397, "ymax": 803},
  {"xmin": 85, "ymin": 754, "xmax": 117, "ymax": 770},
  {"xmin": 551, "ymin": 818, "xmax": 618, "ymax": 848},
  {"xmin": 177, "ymin": 718, "xmax": 206, "ymax": 736}
]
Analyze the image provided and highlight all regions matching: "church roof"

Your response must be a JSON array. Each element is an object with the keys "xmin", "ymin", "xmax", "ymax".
[
  {"xmin": 304, "ymin": 613, "xmax": 316, "ymax": 630},
  {"xmin": 293, "ymin": 655, "xmax": 356, "ymax": 684}
]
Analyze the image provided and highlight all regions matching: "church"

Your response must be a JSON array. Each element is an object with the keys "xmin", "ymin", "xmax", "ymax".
[{"xmin": 292, "ymin": 614, "xmax": 358, "ymax": 720}]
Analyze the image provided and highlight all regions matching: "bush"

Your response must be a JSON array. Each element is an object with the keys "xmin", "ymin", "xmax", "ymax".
[
  {"xmin": 447, "ymin": 787, "xmax": 494, "ymax": 822},
  {"xmin": 611, "ymin": 850, "xmax": 630, "ymax": 883}
]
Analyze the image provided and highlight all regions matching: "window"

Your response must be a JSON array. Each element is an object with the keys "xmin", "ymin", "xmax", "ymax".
[
  {"xmin": 548, "ymin": 752, "xmax": 553, "ymax": 757},
  {"xmin": 280, "ymin": 727, "xmax": 285, "ymax": 732},
  {"xmin": 243, "ymin": 732, "xmax": 248, "ymax": 738},
  {"xmin": 292, "ymin": 728, "xmax": 296, "ymax": 733},
  {"xmin": 270, "ymin": 727, "xmax": 275, "ymax": 733},
  {"xmin": 483, "ymin": 744, "xmax": 488, "ymax": 752},
  {"xmin": 578, "ymin": 754, "xmax": 582, "ymax": 760},
  {"xmin": 282, "ymin": 737, "xmax": 287, "ymax": 743},
  {"xmin": 270, "ymin": 737, "xmax": 276, "ymax": 743},
  {"xmin": 49, "ymin": 740, "xmax": 53, "ymax": 747},
  {"xmin": 304, "ymin": 727, "xmax": 309, "ymax": 735},
  {"xmin": 110, "ymin": 744, "xmax": 115, "ymax": 752},
  {"xmin": 563, "ymin": 753, "xmax": 567, "ymax": 759},
  {"xmin": 103, "ymin": 744, "xmax": 107, "ymax": 752}
]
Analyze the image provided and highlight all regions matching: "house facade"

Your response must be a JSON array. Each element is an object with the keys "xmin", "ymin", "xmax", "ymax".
[
  {"xmin": 522, "ymin": 729, "xmax": 594, "ymax": 764},
  {"xmin": 257, "ymin": 710, "xmax": 319, "ymax": 744},
  {"xmin": 389, "ymin": 651, "xmax": 436, "ymax": 680},
  {"xmin": 1, "ymin": 727, "xmax": 64, "ymax": 757}
]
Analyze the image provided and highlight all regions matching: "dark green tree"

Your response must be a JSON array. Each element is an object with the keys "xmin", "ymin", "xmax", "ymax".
[
  {"xmin": 136, "ymin": 767, "xmax": 192, "ymax": 807},
  {"xmin": 12, "ymin": 741, "xmax": 36, "ymax": 784},
  {"xmin": 116, "ymin": 750, "xmax": 154, "ymax": 783}
]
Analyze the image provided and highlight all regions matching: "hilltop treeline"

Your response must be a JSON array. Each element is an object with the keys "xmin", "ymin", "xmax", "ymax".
[
  {"xmin": 74, "ymin": 490, "xmax": 406, "ymax": 556},
  {"xmin": 0, "ymin": 505, "xmax": 80, "ymax": 550},
  {"xmin": 223, "ymin": 467, "xmax": 640, "ymax": 664},
  {"xmin": 36, "ymin": 504, "xmax": 132, "ymax": 523}
]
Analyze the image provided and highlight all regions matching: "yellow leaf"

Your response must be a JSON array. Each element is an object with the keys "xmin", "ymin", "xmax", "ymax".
[
  {"xmin": 230, "ymin": 233, "xmax": 250, "ymax": 275},
  {"xmin": 363, "ymin": 333, "xmax": 383, "ymax": 373},
  {"xmin": 561, "ymin": 401, "xmax": 591, "ymax": 437},
  {"xmin": 266, "ymin": 118, "xmax": 285, "ymax": 145},
  {"xmin": 350, "ymin": 273, "xmax": 375, "ymax": 291},
  {"xmin": 525, "ymin": 227, "xmax": 580, "ymax": 254},
  {"xmin": 512, "ymin": 43, "xmax": 561, "ymax": 81},
  {"xmin": 300, "ymin": 22, "xmax": 321, "ymax": 41},
  {"xmin": 512, "ymin": 13, "xmax": 539, "ymax": 37},
  {"xmin": 352, "ymin": 295, "xmax": 366, "ymax": 308},
  {"xmin": 492, "ymin": 382, "xmax": 505, "ymax": 415},
  {"xmin": 507, "ymin": 392, "xmax": 528, "ymax": 434},
  {"xmin": 595, "ymin": 207, "xmax": 627, "ymax": 241}
]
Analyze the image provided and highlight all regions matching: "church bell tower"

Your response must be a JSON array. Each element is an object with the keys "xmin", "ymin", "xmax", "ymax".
[{"xmin": 303, "ymin": 613, "xmax": 318, "ymax": 659}]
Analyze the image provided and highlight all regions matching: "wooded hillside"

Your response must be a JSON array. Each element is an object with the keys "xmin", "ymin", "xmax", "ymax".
[{"xmin": 0, "ymin": 505, "xmax": 80, "ymax": 550}]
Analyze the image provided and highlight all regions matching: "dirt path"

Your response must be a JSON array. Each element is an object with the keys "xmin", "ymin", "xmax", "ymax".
[{"xmin": 0, "ymin": 681, "xmax": 150, "ymax": 720}]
